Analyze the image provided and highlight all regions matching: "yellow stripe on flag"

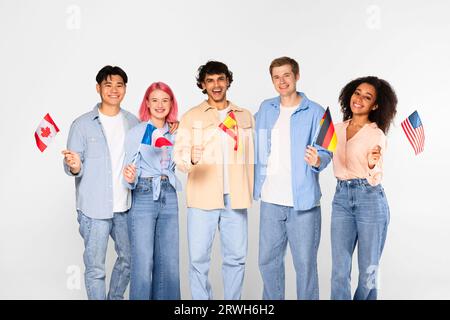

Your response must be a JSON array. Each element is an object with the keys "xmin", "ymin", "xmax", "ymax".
[
  {"xmin": 327, "ymin": 132, "xmax": 337, "ymax": 152},
  {"xmin": 222, "ymin": 115, "xmax": 237, "ymax": 129}
]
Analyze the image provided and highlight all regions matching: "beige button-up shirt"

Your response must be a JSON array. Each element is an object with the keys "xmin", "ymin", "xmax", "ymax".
[{"xmin": 174, "ymin": 101, "xmax": 255, "ymax": 210}]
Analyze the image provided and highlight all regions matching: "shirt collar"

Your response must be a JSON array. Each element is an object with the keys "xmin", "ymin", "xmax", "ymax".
[
  {"xmin": 147, "ymin": 119, "xmax": 170, "ymax": 135},
  {"xmin": 270, "ymin": 92, "xmax": 310, "ymax": 112},
  {"xmin": 344, "ymin": 119, "xmax": 379, "ymax": 130},
  {"xmin": 91, "ymin": 103, "xmax": 125, "ymax": 120},
  {"xmin": 200, "ymin": 100, "xmax": 243, "ymax": 113}
]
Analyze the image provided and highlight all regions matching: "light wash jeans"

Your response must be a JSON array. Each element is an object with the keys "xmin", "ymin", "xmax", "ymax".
[
  {"xmin": 258, "ymin": 202, "xmax": 321, "ymax": 300},
  {"xmin": 331, "ymin": 178, "xmax": 390, "ymax": 300},
  {"xmin": 128, "ymin": 178, "xmax": 180, "ymax": 300},
  {"xmin": 187, "ymin": 194, "xmax": 248, "ymax": 300},
  {"xmin": 77, "ymin": 210, "xmax": 131, "ymax": 300}
]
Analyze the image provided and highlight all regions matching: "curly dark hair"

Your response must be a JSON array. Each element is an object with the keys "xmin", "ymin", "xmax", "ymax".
[
  {"xmin": 196, "ymin": 61, "xmax": 233, "ymax": 94},
  {"xmin": 338, "ymin": 76, "xmax": 397, "ymax": 133}
]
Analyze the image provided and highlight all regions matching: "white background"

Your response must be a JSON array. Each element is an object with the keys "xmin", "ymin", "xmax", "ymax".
[{"xmin": 1, "ymin": 0, "xmax": 449, "ymax": 299}]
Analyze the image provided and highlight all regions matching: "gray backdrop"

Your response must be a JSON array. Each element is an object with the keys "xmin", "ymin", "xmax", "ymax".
[{"xmin": 1, "ymin": 0, "xmax": 449, "ymax": 299}]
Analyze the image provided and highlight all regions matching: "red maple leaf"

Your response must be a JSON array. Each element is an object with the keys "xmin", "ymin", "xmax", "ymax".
[{"xmin": 41, "ymin": 127, "xmax": 51, "ymax": 138}]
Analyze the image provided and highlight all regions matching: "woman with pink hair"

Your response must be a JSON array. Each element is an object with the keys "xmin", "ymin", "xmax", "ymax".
[{"xmin": 122, "ymin": 82, "xmax": 181, "ymax": 300}]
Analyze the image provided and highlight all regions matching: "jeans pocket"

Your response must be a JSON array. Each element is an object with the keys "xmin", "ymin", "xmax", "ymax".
[
  {"xmin": 362, "ymin": 183, "xmax": 381, "ymax": 194},
  {"xmin": 77, "ymin": 211, "xmax": 91, "ymax": 240},
  {"xmin": 135, "ymin": 182, "xmax": 151, "ymax": 194}
]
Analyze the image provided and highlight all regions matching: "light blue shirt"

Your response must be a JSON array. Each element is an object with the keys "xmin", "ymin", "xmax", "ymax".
[
  {"xmin": 64, "ymin": 104, "xmax": 139, "ymax": 219},
  {"xmin": 123, "ymin": 121, "xmax": 181, "ymax": 200},
  {"xmin": 253, "ymin": 92, "xmax": 332, "ymax": 211}
]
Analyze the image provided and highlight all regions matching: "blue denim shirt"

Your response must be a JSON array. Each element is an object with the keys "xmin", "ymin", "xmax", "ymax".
[
  {"xmin": 64, "ymin": 104, "xmax": 139, "ymax": 219},
  {"xmin": 123, "ymin": 121, "xmax": 181, "ymax": 200},
  {"xmin": 254, "ymin": 92, "xmax": 332, "ymax": 211}
]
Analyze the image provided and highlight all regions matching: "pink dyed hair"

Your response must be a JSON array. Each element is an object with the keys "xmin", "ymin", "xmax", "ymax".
[{"xmin": 138, "ymin": 82, "xmax": 178, "ymax": 123}]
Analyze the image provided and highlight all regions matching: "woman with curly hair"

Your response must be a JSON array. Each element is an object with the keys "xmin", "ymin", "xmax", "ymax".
[{"xmin": 330, "ymin": 76, "xmax": 397, "ymax": 300}]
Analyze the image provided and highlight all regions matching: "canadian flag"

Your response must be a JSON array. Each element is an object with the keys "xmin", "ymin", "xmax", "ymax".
[{"xmin": 35, "ymin": 113, "xmax": 60, "ymax": 152}]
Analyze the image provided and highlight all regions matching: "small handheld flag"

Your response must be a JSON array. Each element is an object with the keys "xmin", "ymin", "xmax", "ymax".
[
  {"xmin": 219, "ymin": 111, "xmax": 239, "ymax": 151},
  {"xmin": 314, "ymin": 107, "xmax": 337, "ymax": 152},
  {"xmin": 141, "ymin": 123, "xmax": 173, "ymax": 148},
  {"xmin": 133, "ymin": 123, "xmax": 173, "ymax": 164},
  {"xmin": 401, "ymin": 110, "xmax": 424, "ymax": 155},
  {"xmin": 35, "ymin": 113, "xmax": 60, "ymax": 152}
]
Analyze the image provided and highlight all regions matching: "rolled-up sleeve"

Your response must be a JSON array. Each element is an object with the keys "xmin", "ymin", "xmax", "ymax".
[
  {"xmin": 64, "ymin": 121, "xmax": 85, "ymax": 177},
  {"xmin": 367, "ymin": 134, "xmax": 386, "ymax": 186},
  {"xmin": 122, "ymin": 125, "xmax": 141, "ymax": 190},
  {"xmin": 311, "ymin": 145, "xmax": 332, "ymax": 173},
  {"xmin": 173, "ymin": 114, "xmax": 194, "ymax": 173}
]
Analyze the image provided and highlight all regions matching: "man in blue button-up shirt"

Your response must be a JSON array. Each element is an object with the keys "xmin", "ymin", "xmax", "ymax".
[
  {"xmin": 254, "ymin": 57, "xmax": 332, "ymax": 300},
  {"xmin": 62, "ymin": 66, "xmax": 139, "ymax": 300}
]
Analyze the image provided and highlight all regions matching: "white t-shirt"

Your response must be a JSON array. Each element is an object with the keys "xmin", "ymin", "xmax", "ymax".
[
  {"xmin": 218, "ymin": 107, "xmax": 230, "ymax": 195},
  {"xmin": 99, "ymin": 110, "xmax": 129, "ymax": 213},
  {"xmin": 261, "ymin": 105, "xmax": 297, "ymax": 206}
]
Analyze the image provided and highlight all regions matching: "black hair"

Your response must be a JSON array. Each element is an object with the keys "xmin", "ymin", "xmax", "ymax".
[
  {"xmin": 95, "ymin": 65, "xmax": 128, "ymax": 84},
  {"xmin": 196, "ymin": 61, "xmax": 233, "ymax": 94},
  {"xmin": 339, "ymin": 76, "xmax": 398, "ymax": 133}
]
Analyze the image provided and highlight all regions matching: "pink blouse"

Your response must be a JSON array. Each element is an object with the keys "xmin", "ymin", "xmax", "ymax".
[{"xmin": 332, "ymin": 120, "xmax": 386, "ymax": 186}]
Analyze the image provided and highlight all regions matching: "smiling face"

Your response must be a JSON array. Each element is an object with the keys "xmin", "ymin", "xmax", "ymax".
[
  {"xmin": 147, "ymin": 89, "xmax": 172, "ymax": 122},
  {"xmin": 271, "ymin": 64, "xmax": 299, "ymax": 97},
  {"xmin": 96, "ymin": 74, "xmax": 126, "ymax": 108},
  {"xmin": 350, "ymin": 82, "xmax": 377, "ymax": 116},
  {"xmin": 201, "ymin": 73, "xmax": 229, "ymax": 105}
]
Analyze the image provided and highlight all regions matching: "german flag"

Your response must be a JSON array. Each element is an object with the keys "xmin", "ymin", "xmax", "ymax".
[
  {"xmin": 315, "ymin": 107, "xmax": 337, "ymax": 152},
  {"xmin": 219, "ymin": 111, "xmax": 239, "ymax": 151}
]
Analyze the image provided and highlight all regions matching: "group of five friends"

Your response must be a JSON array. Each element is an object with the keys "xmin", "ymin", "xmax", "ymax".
[{"xmin": 62, "ymin": 56, "xmax": 397, "ymax": 300}]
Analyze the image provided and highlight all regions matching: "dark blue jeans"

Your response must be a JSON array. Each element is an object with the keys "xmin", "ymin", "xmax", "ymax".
[{"xmin": 128, "ymin": 178, "xmax": 180, "ymax": 300}]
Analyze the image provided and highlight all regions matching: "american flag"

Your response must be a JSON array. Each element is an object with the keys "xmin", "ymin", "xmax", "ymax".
[{"xmin": 401, "ymin": 110, "xmax": 425, "ymax": 155}]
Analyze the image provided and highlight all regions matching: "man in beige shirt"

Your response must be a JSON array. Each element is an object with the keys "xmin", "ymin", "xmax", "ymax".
[{"xmin": 173, "ymin": 61, "xmax": 254, "ymax": 300}]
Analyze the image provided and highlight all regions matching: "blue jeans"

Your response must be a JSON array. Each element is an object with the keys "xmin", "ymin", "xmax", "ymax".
[
  {"xmin": 331, "ymin": 179, "xmax": 390, "ymax": 300},
  {"xmin": 188, "ymin": 194, "xmax": 248, "ymax": 300},
  {"xmin": 258, "ymin": 202, "xmax": 321, "ymax": 300},
  {"xmin": 128, "ymin": 178, "xmax": 180, "ymax": 300},
  {"xmin": 77, "ymin": 211, "xmax": 131, "ymax": 300}
]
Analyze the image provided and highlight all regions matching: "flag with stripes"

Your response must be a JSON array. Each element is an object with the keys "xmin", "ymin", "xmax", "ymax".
[
  {"xmin": 35, "ymin": 113, "xmax": 60, "ymax": 152},
  {"xmin": 219, "ymin": 111, "xmax": 239, "ymax": 151},
  {"xmin": 401, "ymin": 110, "xmax": 424, "ymax": 155},
  {"xmin": 314, "ymin": 107, "xmax": 337, "ymax": 152}
]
